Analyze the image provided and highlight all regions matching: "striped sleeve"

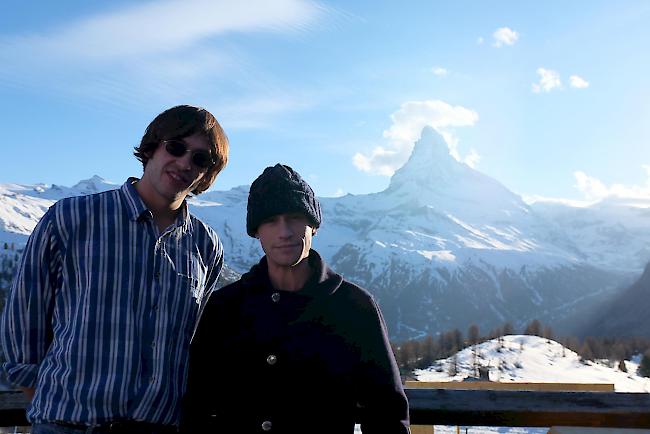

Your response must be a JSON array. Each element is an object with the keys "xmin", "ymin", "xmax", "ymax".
[
  {"xmin": 1, "ymin": 206, "xmax": 61, "ymax": 388},
  {"xmin": 204, "ymin": 229, "xmax": 224, "ymax": 300},
  {"xmin": 191, "ymin": 225, "xmax": 223, "ymax": 339}
]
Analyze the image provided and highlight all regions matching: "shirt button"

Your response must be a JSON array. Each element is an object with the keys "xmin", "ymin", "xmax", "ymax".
[
  {"xmin": 261, "ymin": 421, "xmax": 272, "ymax": 431},
  {"xmin": 271, "ymin": 292, "xmax": 280, "ymax": 302},
  {"xmin": 266, "ymin": 354, "xmax": 277, "ymax": 365},
  {"xmin": 151, "ymin": 342, "xmax": 156, "ymax": 349},
  {"xmin": 155, "ymin": 272, "xmax": 161, "ymax": 278},
  {"xmin": 149, "ymin": 376, "xmax": 155, "ymax": 383}
]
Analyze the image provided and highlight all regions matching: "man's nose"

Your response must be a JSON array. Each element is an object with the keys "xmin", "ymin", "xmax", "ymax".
[
  {"xmin": 278, "ymin": 219, "xmax": 293, "ymax": 237},
  {"xmin": 177, "ymin": 152, "xmax": 193, "ymax": 170}
]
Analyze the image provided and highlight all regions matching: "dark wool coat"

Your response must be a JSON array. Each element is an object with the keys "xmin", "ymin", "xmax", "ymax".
[{"xmin": 181, "ymin": 250, "xmax": 409, "ymax": 433}]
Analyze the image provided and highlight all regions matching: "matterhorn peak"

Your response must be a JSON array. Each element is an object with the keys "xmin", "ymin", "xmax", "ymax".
[
  {"xmin": 387, "ymin": 126, "xmax": 461, "ymax": 192},
  {"xmin": 384, "ymin": 126, "xmax": 526, "ymax": 215},
  {"xmin": 411, "ymin": 126, "xmax": 451, "ymax": 162}
]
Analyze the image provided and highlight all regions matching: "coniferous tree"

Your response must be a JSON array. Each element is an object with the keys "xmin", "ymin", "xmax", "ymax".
[
  {"xmin": 579, "ymin": 341, "xmax": 594, "ymax": 362},
  {"xmin": 638, "ymin": 351, "xmax": 650, "ymax": 378},
  {"xmin": 543, "ymin": 326, "xmax": 554, "ymax": 341},
  {"xmin": 397, "ymin": 342, "xmax": 411, "ymax": 369},
  {"xmin": 448, "ymin": 353, "xmax": 458, "ymax": 376},
  {"xmin": 502, "ymin": 322, "xmax": 514, "ymax": 336},
  {"xmin": 468, "ymin": 324, "xmax": 480, "ymax": 345},
  {"xmin": 452, "ymin": 328, "xmax": 463, "ymax": 351},
  {"xmin": 420, "ymin": 335, "xmax": 436, "ymax": 367},
  {"xmin": 524, "ymin": 319, "xmax": 542, "ymax": 337}
]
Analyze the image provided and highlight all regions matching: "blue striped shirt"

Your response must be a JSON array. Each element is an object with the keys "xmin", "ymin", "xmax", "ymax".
[{"xmin": 1, "ymin": 178, "xmax": 223, "ymax": 426}]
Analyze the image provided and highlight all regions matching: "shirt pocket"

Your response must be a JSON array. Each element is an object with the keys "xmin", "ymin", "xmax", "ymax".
[{"xmin": 177, "ymin": 251, "xmax": 208, "ymax": 304}]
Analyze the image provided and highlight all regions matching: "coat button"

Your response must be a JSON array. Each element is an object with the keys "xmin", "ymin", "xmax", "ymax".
[
  {"xmin": 271, "ymin": 292, "xmax": 280, "ymax": 302},
  {"xmin": 261, "ymin": 420, "xmax": 272, "ymax": 431},
  {"xmin": 266, "ymin": 354, "xmax": 277, "ymax": 365}
]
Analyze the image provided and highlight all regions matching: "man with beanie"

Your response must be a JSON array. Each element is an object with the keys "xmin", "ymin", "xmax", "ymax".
[{"xmin": 181, "ymin": 164, "xmax": 409, "ymax": 433}]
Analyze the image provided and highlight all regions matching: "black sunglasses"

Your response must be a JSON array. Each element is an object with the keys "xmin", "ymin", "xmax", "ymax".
[{"xmin": 162, "ymin": 140, "xmax": 215, "ymax": 169}]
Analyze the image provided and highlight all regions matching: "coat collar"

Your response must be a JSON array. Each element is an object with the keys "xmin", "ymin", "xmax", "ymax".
[{"xmin": 241, "ymin": 249, "xmax": 343, "ymax": 298}]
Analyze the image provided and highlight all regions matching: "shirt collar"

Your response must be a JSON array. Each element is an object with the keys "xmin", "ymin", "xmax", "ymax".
[
  {"xmin": 119, "ymin": 178, "xmax": 192, "ymax": 232},
  {"xmin": 121, "ymin": 178, "xmax": 150, "ymax": 222}
]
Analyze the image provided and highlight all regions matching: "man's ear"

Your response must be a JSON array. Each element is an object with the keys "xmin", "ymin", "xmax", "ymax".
[{"xmin": 142, "ymin": 149, "xmax": 155, "ymax": 167}]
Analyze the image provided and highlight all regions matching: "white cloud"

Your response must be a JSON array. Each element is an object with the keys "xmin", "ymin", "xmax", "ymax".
[
  {"xmin": 353, "ymin": 146, "xmax": 400, "ymax": 176},
  {"xmin": 0, "ymin": 0, "xmax": 325, "ymax": 108},
  {"xmin": 532, "ymin": 68, "xmax": 562, "ymax": 93},
  {"xmin": 353, "ymin": 100, "xmax": 479, "ymax": 175},
  {"xmin": 570, "ymin": 75, "xmax": 590, "ymax": 89},
  {"xmin": 573, "ymin": 166, "xmax": 650, "ymax": 202},
  {"xmin": 493, "ymin": 27, "xmax": 519, "ymax": 47},
  {"xmin": 522, "ymin": 194, "xmax": 593, "ymax": 207},
  {"xmin": 477, "ymin": 37, "xmax": 485, "ymax": 45},
  {"xmin": 431, "ymin": 66, "xmax": 449, "ymax": 77},
  {"xmin": 574, "ymin": 171, "xmax": 609, "ymax": 200}
]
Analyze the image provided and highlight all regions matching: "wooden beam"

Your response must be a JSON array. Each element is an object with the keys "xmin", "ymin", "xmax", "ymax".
[
  {"xmin": 406, "ymin": 389, "xmax": 650, "ymax": 428},
  {"xmin": 0, "ymin": 391, "xmax": 29, "ymax": 426},
  {"xmin": 0, "ymin": 389, "xmax": 649, "ymax": 429},
  {"xmin": 406, "ymin": 381, "xmax": 615, "ymax": 392}
]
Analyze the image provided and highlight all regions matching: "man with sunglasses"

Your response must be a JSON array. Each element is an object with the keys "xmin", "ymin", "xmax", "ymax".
[{"xmin": 2, "ymin": 105, "xmax": 228, "ymax": 434}]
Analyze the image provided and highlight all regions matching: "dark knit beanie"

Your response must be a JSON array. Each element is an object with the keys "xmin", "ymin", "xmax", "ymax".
[{"xmin": 247, "ymin": 164, "xmax": 322, "ymax": 237}]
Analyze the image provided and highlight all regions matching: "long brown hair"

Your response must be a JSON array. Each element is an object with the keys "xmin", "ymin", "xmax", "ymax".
[{"xmin": 134, "ymin": 105, "xmax": 229, "ymax": 194}]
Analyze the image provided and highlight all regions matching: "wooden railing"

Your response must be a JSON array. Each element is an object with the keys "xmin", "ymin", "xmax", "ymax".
[
  {"xmin": 1, "ymin": 387, "xmax": 650, "ymax": 430},
  {"xmin": 407, "ymin": 388, "xmax": 650, "ymax": 429},
  {"xmin": 0, "ymin": 391, "xmax": 29, "ymax": 427}
]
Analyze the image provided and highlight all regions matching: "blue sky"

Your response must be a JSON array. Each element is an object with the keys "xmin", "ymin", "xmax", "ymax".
[{"xmin": 1, "ymin": 0, "xmax": 649, "ymax": 203}]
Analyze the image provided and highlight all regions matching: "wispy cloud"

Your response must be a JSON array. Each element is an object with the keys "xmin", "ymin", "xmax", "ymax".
[
  {"xmin": 0, "ymin": 0, "xmax": 325, "ymax": 112},
  {"xmin": 574, "ymin": 166, "xmax": 650, "ymax": 202},
  {"xmin": 570, "ymin": 75, "xmax": 590, "ymax": 89},
  {"xmin": 353, "ymin": 100, "xmax": 479, "ymax": 176},
  {"xmin": 431, "ymin": 66, "xmax": 449, "ymax": 77},
  {"xmin": 493, "ymin": 27, "xmax": 519, "ymax": 47},
  {"xmin": 218, "ymin": 94, "xmax": 314, "ymax": 129},
  {"xmin": 532, "ymin": 68, "xmax": 562, "ymax": 93}
]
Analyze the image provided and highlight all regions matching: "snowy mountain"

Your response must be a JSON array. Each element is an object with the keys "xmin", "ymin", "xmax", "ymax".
[
  {"xmin": 1, "ymin": 129, "xmax": 648, "ymax": 339},
  {"xmin": 414, "ymin": 335, "xmax": 650, "ymax": 393},
  {"xmin": 0, "ymin": 175, "xmax": 118, "ymax": 243},
  {"xmin": 530, "ymin": 198, "xmax": 650, "ymax": 273}
]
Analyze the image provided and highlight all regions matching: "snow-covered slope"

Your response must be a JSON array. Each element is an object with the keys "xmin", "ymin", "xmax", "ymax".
[
  {"xmin": 0, "ymin": 175, "xmax": 118, "ymax": 241},
  {"xmin": 531, "ymin": 198, "xmax": 650, "ymax": 273},
  {"xmin": 415, "ymin": 335, "xmax": 650, "ymax": 393},
  {"xmin": 1, "ymin": 130, "xmax": 647, "ymax": 339}
]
